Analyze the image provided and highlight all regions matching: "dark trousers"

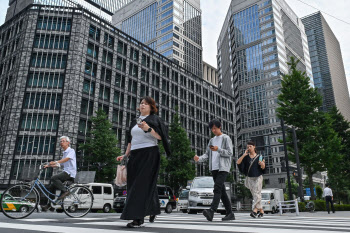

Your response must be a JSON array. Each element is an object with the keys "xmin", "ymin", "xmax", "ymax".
[
  {"xmin": 325, "ymin": 196, "xmax": 335, "ymax": 213},
  {"xmin": 50, "ymin": 171, "xmax": 70, "ymax": 193},
  {"xmin": 211, "ymin": 170, "xmax": 232, "ymax": 214}
]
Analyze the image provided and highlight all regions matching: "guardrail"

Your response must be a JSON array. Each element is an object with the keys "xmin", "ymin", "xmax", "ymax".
[{"xmin": 278, "ymin": 200, "xmax": 299, "ymax": 216}]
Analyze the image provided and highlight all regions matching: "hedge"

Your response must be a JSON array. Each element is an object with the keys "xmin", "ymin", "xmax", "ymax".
[{"xmin": 298, "ymin": 200, "xmax": 350, "ymax": 211}]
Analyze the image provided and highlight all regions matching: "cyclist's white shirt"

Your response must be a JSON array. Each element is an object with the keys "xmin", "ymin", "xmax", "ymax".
[{"xmin": 62, "ymin": 147, "xmax": 77, "ymax": 178}]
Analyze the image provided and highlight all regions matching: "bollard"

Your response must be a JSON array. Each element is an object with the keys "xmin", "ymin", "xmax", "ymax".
[
  {"xmin": 295, "ymin": 199, "xmax": 299, "ymax": 216},
  {"xmin": 279, "ymin": 201, "xmax": 282, "ymax": 216}
]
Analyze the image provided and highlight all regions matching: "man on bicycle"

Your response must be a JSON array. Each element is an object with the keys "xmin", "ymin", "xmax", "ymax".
[{"xmin": 43, "ymin": 136, "xmax": 76, "ymax": 210}]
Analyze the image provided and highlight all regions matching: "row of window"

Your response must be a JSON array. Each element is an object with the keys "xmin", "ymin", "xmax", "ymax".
[{"xmin": 16, "ymin": 136, "xmax": 56, "ymax": 155}]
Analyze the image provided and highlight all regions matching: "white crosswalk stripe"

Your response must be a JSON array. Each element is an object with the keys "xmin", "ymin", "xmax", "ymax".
[{"xmin": 2, "ymin": 213, "xmax": 349, "ymax": 233}]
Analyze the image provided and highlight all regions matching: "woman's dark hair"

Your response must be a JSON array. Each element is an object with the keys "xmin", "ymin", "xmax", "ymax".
[
  {"xmin": 209, "ymin": 119, "xmax": 221, "ymax": 129},
  {"xmin": 139, "ymin": 96, "xmax": 158, "ymax": 114},
  {"xmin": 247, "ymin": 141, "xmax": 257, "ymax": 153}
]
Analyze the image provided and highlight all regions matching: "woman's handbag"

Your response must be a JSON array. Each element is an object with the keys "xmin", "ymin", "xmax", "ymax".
[
  {"xmin": 244, "ymin": 155, "xmax": 259, "ymax": 189},
  {"xmin": 115, "ymin": 158, "xmax": 127, "ymax": 187}
]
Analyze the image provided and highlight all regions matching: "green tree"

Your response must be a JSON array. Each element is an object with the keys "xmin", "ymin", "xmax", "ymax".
[
  {"xmin": 285, "ymin": 178, "xmax": 299, "ymax": 198},
  {"xmin": 166, "ymin": 110, "xmax": 196, "ymax": 195},
  {"xmin": 277, "ymin": 57, "xmax": 341, "ymax": 200},
  {"xmin": 316, "ymin": 185, "xmax": 323, "ymax": 200},
  {"xmin": 236, "ymin": 175, "xmax": 252, "ymax": 204},
  {"xmin": 327, "ymin": 107, "xmax": 350, "ymax": 203},
  {"xmin": 79, "ymin": 109, "xmax": 120, "ymax": 183},
  {"xmin": 158, "ymin": 142, "xmax": 169, "ymax": 185}
]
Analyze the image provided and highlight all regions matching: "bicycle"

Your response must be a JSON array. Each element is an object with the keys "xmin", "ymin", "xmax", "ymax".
[
  {"xmin": 0, "ymin": 163, "xmax": 94, "ymax": 219},
  {"xmin": 305, "ymin": 201, "xmax": 315, "ymax": 212}
]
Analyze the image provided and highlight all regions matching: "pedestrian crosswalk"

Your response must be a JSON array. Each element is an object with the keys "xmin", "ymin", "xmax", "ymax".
[{"xmin": 1, "ymin": 212, "xmax": 350, "ymax": 233}]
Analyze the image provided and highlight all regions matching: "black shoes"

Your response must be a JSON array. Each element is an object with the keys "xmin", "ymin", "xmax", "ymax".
[
  {"xmin": 127, "ymin": 219, "xmax": 144, "ymax": 228},
  {"xmin": 203, "ymin": 209, "xmax": 215, "ymax": 221},
  {"xmin": 222, "ymin": 212, "xmax": 235, "ymax": 221},
  {"xmin": 41, "ymin": 205, "xmax": 49, "ymax": 212},
  {"xmin": 258, "ymin": 212, "xmax": 264, "ymax": 218},
  {"xmin": 149, "ymin": 215, "xmax": 156, "ymax": 223},
  {"xmin": 250, "ymin": 211, "xmax": 257, "ymax": 218},
  {"xmin": 57, "ymin": 191, "xmax": 70, "ymax": 200}
]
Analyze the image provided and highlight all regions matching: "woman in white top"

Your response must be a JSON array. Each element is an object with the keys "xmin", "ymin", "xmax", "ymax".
[{"xmin": 117, "ymin": 96, "xmax": 170, "ymax": 228}]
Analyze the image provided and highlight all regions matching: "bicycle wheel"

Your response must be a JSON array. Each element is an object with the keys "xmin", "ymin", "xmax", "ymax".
[
  {"xmin": 62, "ymin": 185, "xmax": 93, "ymax": 218},
  {"xmin": 0, "ymin": 184, "xmax": 39, "ymax": 219}
]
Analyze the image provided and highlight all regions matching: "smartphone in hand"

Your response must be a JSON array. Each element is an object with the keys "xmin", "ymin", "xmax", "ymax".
[{"xmin": 259, "ymin": 155, "xmax": 263, "ymax": 162}]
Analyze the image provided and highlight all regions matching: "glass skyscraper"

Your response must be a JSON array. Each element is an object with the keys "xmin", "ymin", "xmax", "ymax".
[
  {"xmin": 302, "ymin": 12, "xmax": 350, "ymax": 121},
  {"xmin": 217, "ymin": 0, "xmax": 313, "ymax": 188},
  {"xmin": 112, "ymin": 0, "xmax": 203, "ymax": 78}
]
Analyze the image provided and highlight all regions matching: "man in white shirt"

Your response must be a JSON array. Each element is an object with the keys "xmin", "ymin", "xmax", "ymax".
[
  {"xmin": 323, "ymin": 184, "xmax": 335, "ymax": 214},
  {"xmin": 45, "ymin": 136, "xmax": 77, "ymax": 200}
]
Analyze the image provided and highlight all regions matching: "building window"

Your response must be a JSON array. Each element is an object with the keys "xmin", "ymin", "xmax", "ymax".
[
  {"xmin": 34, "ymin": 34, "xmax": 69, "ymax": 49},
  {"xmin": 78, "ymin": 119, "xmax": 92, "ymax": 135},
  {"xmin": 24, "ymin": 93, "xmax": 61, "ymax": 110},
  {"xmin": 117, "ymin": 41, "xmax": 127, "ymax": 56},
  {"xmin": 83, "ymin": 80, "xmax": 95, "ymax": 96},
  {"xmin": 141, "ymin": 69, "xmax": 149, "ymax": 83},
  {"xmin": 130, "ymin": 47, "xmax": 139, "ymax": 62},
  {"xmin": 99, "ymin": 85, "xmax": 110, "ymax": 101},
  {"xmin": 102, "ymin": 49, "xmax": 113, "ymax": 66},
  {"xmin": 103, "ymin": 33, "xmax": 114, "ymax": 49},
  {"xmin": 31, "ymin": 53, "xmax": 67, "ymax": 69},
  {"xmin": 129, "ymin": 63, "xmax": 138, "ymax": 78},
  {"xmin": 27, "ymin": 72, "xmax": 64, "ymax": 88},
  {"xmin": 101, "ymin": 67, "xmax": 112, "ymax": 83},
  {"xmin": 16, "ymin": 136, "xmax": 56, "ymax": 155},
  {"xmin": 115, "ymin": 73, "xmax": 125, "ymax": 88},
  {"xmin": 85, "ymin": 60, "xmax": 97, "ymax": 77},
  {"xmin": 113, "ymin": 90, "xmax": 124, "ymax": 106},
  {"xmin": 37, "ymin": 17, "xmax": 71, "ymax": 31},
  {"xmin": 20, "ymin": 114, "xmax": 59, "ymax": 131},
  {"xmin": 80, "ymin": 99, "xmax": 94, "ymax": 116},
  {"xmin": 89, "ymin": 25, "xmax": 100, "ymax": 41},
  {"xmin": 87, "ymin": 42, "xmax": 99, "ymax": 58},
  {"xmin": 116, "ymin": 57, "xmax": 126, "ymax": 72}
]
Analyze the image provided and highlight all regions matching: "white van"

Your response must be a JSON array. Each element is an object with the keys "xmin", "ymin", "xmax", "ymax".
[
  {"xmin": 261, "ymin": 188, "xmax": 284, "ymax": 213},
  {"xmin": 86, "ymin": 183, "xmax": 114, "ymax": 213}
]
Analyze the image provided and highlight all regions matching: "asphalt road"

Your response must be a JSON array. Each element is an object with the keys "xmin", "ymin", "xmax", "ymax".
[{"xmin": 0, "ymin": 210, "xmax": 349, "ymax": 233}]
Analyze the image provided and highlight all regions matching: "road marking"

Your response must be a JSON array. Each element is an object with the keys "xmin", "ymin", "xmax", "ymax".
[
  {"xmin": 0, "ymin": 222, "xmax": 154, "ymax": 233},
  {"xmin": 20, "ymin": 218, "xmax": 58, "ymax": 222},
  {"xmin": 77, "ymin": 220, "xmax": 350, "ymax": 233}
]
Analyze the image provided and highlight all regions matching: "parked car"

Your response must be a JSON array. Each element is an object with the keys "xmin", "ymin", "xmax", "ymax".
[
  {"xmin": 113, "ymin": 195, "xmax": 126, "ymax": 213},
  {"xmin": 158, "ymin": 185, "xmax": 176, "ymax": 214},
  {"xmin": 177, "ymin": 189, "xmax": 189, "ymax": 213},
  {"xmin": 187, "ymin": 176, "xmax": 227, "ymax": 214},
  {"xmin": 0, "ymin": 193, "xmax": 36, "ymax": 212},
  {"xmin": 86, "ymin": 183, "xmax": 114, "ymax": 213},
  {"xmin": 261, "ymin": 188, "xmax": 284, "ymax": 214}
]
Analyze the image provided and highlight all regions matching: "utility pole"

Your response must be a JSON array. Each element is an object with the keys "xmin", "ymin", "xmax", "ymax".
[
  {"xmin": 281, "ymin": 119, "xmax": 293, "ymax": 200},
  {"xmin": 292, "ymin": 127, "xmax": 304, "ymax": 202}
]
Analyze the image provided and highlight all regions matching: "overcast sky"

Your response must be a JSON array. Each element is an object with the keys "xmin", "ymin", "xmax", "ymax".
[
  {"xmin": 201, "ymin": 0, "xmax": 350, "ymax": 93},
  {"xmin": 1, "ymin": 0, "xmax": 349, "ymax": 92}
]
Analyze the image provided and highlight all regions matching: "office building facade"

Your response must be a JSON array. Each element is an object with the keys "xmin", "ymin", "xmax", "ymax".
[
  {"xmin": 203, "ymin": 62, "xmax": 218, "ymax": 86},
  {"xmin": 112, "ymin": 0, "xmax": 203, "ymax": 78},
  {"xmin": 302, "ymin": 12, "xmax": 350, "ymax": 121},
  {"xmin": 217, "ymin": 0, "xmax": 313, "ymax": 188},
  {"xmin": 0, "ymin": 1, "xmax": 234, "ymax": 188}
]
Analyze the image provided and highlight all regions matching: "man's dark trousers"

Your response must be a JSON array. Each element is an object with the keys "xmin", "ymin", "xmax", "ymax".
[
  {"xmin": 325, "ymin": 196, "xmax": 335, "ymax": 213},
  {"xmin": 50, "ymin": 172, "xmax": 71, "ymax": 193},
  {"xmin": 211, "ymin": 170, "xmax": 232, "ymax": 214}
]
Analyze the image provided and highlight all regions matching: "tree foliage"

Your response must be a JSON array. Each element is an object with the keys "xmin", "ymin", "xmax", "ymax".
[
  {"xmin": 166, "ymin": 110, "xmax": 196, "ymax": 195},
  {"xmin": 327, "ymin": 107, "xmax": 350, "ymax": 203},
  {"xmin": 79, "ymin": 109, "xmax": 120, "ymax": 183},
  {"xmin": 277, "ymin": 57, "xmax": 342, "ymax": 200}
]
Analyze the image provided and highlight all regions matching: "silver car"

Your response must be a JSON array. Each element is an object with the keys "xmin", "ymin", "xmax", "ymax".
[{"xmin": 186, "ymin": 176, "xmax": 227, "ymax": 214}]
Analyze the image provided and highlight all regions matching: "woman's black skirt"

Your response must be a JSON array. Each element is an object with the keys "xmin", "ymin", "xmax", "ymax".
[{"xmin": 120, "ymin": 146, "xmax": 161, "ymax": 220}]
